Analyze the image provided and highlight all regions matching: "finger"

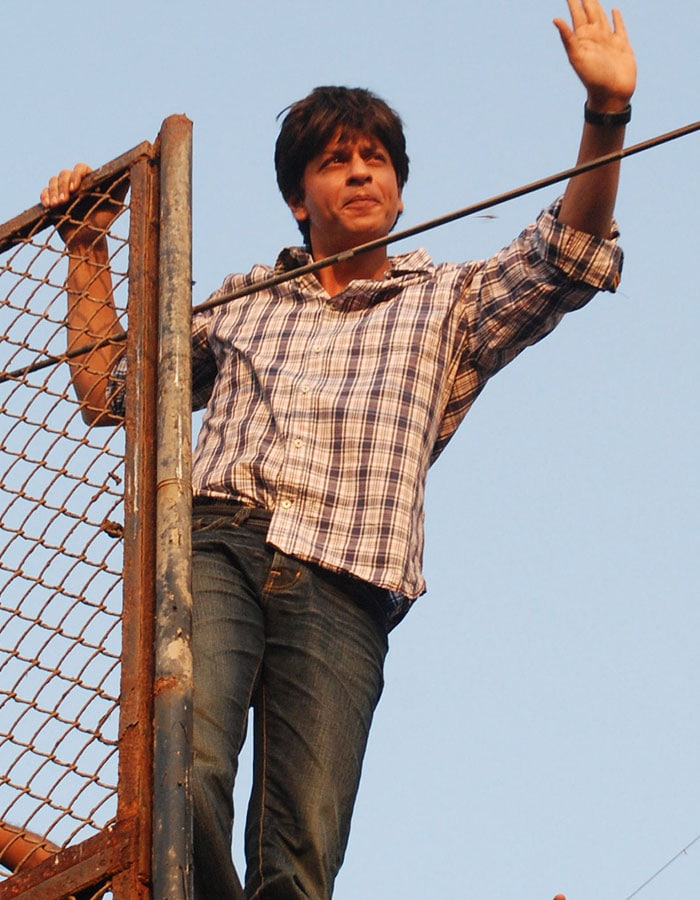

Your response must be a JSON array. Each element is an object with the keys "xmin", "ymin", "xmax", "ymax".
[
  {"xmin": 552, "ymin": 17, "xmax": 574, "ymax": 47},
  {"xmin": 611, "ymin": 7, "xmax": 629, "ymax": 40},
  {"xmin": 68, "ymin": 162, "xmax": 92, "ymax": 193},
  {"xmin": 564, "ymin": 0, "xmax": 587, "ymax": 30},
  {"xmin": 40, "ymin": 173, "xmax": 62, "ymax": 208},
  {"xmin": 582, "ymin": 0, "xmax": 609, "ymax": 27},
  {"xmin": 56, "ymin": 169, "xmax": 76, "ymax": 203},
  {"xmin": 41, "ymin": 171, "xmax": 69, "ymax": 207}
]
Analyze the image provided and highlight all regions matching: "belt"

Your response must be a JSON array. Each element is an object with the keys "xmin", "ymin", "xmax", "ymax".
[{"xmin": 192, "ymin": 496, "xmax": 273, "ymax": 531}]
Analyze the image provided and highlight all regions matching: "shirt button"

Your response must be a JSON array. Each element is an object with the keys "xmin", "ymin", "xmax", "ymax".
[
  {"xmin": 281, "ymin": 499, "xmax": 293, "ymax": 509},
  {"xmin": 293, "ymin": 438, "xmax": 303, "ymax": 448},
  {"xmin": 301, "ymin": 384, "xmax": 310, "ymax": 394}
]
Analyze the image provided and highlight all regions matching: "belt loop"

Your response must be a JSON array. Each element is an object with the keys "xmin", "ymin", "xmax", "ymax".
[{"xmin": 232, "ymin": 507, "xmax": 253, "ymax": 527}]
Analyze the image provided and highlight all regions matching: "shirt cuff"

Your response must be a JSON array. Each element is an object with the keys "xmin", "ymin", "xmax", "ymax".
[
  {"xmin": 106, "ymin": 352, "xmax": 127, "ymax": 417},
  {"xmin": 534, "ymin": 198, "xmax": 624, "ymax": 293}
]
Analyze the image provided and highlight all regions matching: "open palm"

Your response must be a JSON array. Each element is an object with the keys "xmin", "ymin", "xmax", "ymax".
[{"xmin": 554, "ymin": 0, "xmax": 636, "ymax": 109}]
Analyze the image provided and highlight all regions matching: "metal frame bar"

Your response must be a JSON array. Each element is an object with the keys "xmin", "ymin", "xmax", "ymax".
[
  {"xmin": 111, "ymin": 144, "xmax": 162, "ymax": 900},
  {"xmin": 151, "ymin": 114, "xmax": 194, "ymax": 900}
]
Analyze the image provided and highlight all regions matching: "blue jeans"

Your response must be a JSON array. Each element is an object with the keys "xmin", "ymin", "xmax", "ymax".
[{"xmin": 191, "ymin": 505, "xmax": 389, "ymax": 900}]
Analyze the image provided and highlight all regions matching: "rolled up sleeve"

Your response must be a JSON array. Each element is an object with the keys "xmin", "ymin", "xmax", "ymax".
[{"xmin": 534, "ymin": 199, "xmax": 623, "ymax": 293}]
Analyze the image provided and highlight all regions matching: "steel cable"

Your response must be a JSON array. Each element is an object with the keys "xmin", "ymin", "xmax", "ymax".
[{"xmin": 1, "ymin": 118, "xmax": 699, "ymax": 386}]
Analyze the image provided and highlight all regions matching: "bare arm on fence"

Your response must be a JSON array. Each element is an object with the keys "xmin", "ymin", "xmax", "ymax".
[
  {"xmin": 0, "ymin": 820, "xmax": 102, "ymax": 899},
  {"xmin": 41, "ymin": 165, "xmax": 126, "ymax": 426},
  {"xmin": 555, "ymin": 0, "xmax": 637, "ymax": 237},
  {"xmin": 0, "ymin": 820, "xmax": 57, "ymax": 873}
]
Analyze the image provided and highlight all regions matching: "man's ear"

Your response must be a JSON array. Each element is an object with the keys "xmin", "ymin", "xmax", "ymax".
[
  {"xmin": 288, "ymin": 193, "xmax": 308, "ymax": 223},
  {"xmin": 391, "ymin": 190, "xmax": 404, "ymax": 229}
]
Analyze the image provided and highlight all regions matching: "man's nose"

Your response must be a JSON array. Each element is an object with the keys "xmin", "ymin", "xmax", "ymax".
[{"xmin": 347, "ymin": 153, "xmax": 371, "ymax": 183}]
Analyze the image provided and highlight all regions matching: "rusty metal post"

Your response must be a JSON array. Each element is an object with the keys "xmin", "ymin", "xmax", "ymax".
[
  {"xmin": 113, "ymin": 148, "xmax": 161, "ymax": 900},
  {"xmin": 152, "ymin": 114, "xmax": 194, "ymax": 900}
]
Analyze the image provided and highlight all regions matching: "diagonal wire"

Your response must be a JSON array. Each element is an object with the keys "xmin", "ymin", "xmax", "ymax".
[
  {"xmin": 0, "ymin": 331, "xmax": 127, "ymax": 385},
  {"xmin": 624, "ymin": 831, "xmax": 700, "ymax": 899},
  {"xmin": 195, "ymin": 118, "xmax": 700, "ymax": 314},
  {"xmin": 1, "ymin": 118, "xmax": 699, "ymax": 386}
]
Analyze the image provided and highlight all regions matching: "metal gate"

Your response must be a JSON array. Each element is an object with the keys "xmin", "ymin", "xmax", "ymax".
[{"xmin": 0, "ymin": 115, "xmax": 193, "ymax": 899}]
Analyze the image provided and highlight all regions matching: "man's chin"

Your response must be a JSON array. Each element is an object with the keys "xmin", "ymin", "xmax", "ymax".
[{"xmin": 311, "ymin": 222, "xmax": 393, "ymax": 258}]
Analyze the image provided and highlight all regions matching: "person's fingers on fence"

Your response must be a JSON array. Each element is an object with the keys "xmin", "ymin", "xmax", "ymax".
[
  {"xmin": 41, "ymin": 163, "xmax": 92, "ymax": 206},
  {"xmin": 40, "ymin": 164, "xmax": 130, "ymax": 250},
  {"xmin": 40, "ymin": 163, "xmax": 92, "ymax": 208}
]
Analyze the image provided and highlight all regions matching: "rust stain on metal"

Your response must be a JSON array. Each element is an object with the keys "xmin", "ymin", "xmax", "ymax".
[
  {"xmin": 154, "ymin": 675, "xmax": 181, "ymax": 697},
  {"xmin": 100, "ymin": 518, "xmax": 124, "ymax": 539}
]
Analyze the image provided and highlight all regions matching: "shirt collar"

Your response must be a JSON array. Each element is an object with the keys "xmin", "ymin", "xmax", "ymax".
[{"xmin": 274, "ymin": 246, "xmax": 434, "ymax": 277}]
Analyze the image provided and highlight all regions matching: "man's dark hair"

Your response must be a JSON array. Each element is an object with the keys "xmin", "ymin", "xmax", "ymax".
[{"xmin": 274, "ymin": 86, "xmax": 409, "ymax": 245}]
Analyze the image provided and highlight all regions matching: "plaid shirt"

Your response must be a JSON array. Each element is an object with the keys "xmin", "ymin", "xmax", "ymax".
[{"xmin": 111, "ymin": 203, "xmax": 622, "ymax": 623}]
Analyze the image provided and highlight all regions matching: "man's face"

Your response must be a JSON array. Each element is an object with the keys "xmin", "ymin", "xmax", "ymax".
[{"xmin": 288, "ymin": 130, "xmax": 404, "ymax": 258}]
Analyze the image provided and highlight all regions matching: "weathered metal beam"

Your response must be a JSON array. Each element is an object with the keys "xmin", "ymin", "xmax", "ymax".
[
  {"xmin": 0, "ymin": 821, "xmax": 136, "ymax": 899},
  {"xmin": 113, "ymin": 147, "xmax": 161, "ymax": 900},
  {"xmin": 151, "ymin": 113, "xmax": 194, "ymax": 900}
]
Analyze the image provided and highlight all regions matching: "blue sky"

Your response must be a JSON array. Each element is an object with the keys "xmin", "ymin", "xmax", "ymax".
[{"xmin": 4, "ymin": 1, "xmax": 700, "ymax": 897}]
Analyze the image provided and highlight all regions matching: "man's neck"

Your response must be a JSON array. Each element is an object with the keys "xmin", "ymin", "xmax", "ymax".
[{"xmin": 312, "ymin": 246, "xmax": 390, "ymax": 296}]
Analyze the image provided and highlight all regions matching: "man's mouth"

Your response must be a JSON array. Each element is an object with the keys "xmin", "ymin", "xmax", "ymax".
[{"xmin": 344, "ymin": 194, "xmax": 379, "ymax": 208}]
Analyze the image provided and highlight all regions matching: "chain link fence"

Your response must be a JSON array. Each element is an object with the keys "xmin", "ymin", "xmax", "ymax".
[{"xmin": 0, "ymin": 120, "xmax": 193, "ymax": 898}]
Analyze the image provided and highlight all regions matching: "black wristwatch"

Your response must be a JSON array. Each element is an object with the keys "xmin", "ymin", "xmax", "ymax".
[{"xmin": 584, "ymin": 102, "xmax": 632, "ymax": 127}]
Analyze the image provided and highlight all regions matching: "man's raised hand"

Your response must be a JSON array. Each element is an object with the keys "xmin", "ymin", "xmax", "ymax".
[{"xmin": 553, "ymin": 0, "xmax": 636, "ymax": 112}]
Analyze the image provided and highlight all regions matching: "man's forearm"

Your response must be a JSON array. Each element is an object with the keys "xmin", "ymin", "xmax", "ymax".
[
  {"xmin": 557, "ymin": 113, "xmax": 627, "ymax": 238},
  {"xmin": 64, "ymin": 234, "xmax": 124, "ymax": 425},
  {"xmin": 40, "ymin": 162, "xmax": 127, "ymax": 426}
]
